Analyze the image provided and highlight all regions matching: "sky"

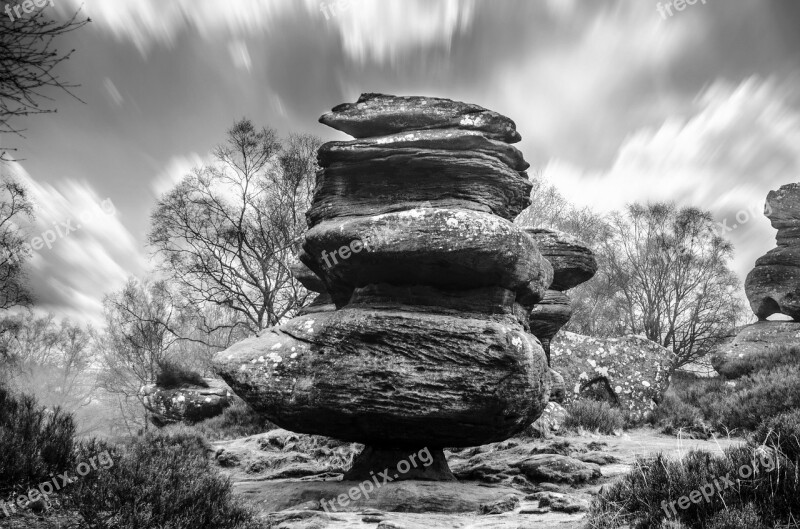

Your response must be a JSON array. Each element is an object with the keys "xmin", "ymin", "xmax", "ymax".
[{"xmin": 2, "ymin": 0, "xmax": 800, "ymax": 324}]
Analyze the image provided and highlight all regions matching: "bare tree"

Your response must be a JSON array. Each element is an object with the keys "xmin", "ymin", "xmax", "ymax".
[
  {"xmin": 149, "ymin": 119, "xmax": 320, "ymax": 333},
  {"xmin": 0, "ymin": 173, "xmax": 33, "ymax": 310},
  {"xmin": 0, "ymin": 8, "xmax": 89, "ymax": 158},
  {"xmin": 600, "ymin": 203, "xmax": 746, "ymax": 369}
]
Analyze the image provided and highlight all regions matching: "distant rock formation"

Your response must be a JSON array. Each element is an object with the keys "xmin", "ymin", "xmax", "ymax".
[
  {"xmin": 214, "ymin": 94, "xmax": 552, "ymax": 482},
  {"xmin": 746, "ymin": 183, "xmax": 800, "ymax": 320},
  {"xmin": 140, "ymin": 378, "xmax": 233, "ymax": 427},
  {"xmin": 552, "ymin": 332, "xmax": 674, "ymax": 422},
  {"xmin": 716, "ymin": 183, "xmax": 800, "ymax": 376}
]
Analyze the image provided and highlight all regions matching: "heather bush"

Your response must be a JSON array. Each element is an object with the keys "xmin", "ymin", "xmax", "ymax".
[
  {"xmin": 587, "ymin": 444, "xmax": 800, "ymax": 529},
  {"xmin": 174, "ymin": 400, "xmax": 276, "ymax": 441},
  {"xmin": 156, "ymin": 361, "xmax": 209, "ymax": 389},
  {"xmin": 563, "ymin": 399, "xmax": 625, "ymax": 434},
  {"xmin": 0, "ymin": 385, "xmax": 76, "ymax": 495},
  {"xmin": 69, "ymin": 430, "xmax": 261, "ymax": 529}
]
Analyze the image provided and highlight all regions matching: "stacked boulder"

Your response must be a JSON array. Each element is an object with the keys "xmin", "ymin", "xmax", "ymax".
[
  {"xmin": 522, "ymin": 228, "xmax": 597, "ymax": 365},
  {"xmin": 714, "ymin": 183, "xmax": 800, "ymax": 375},
  {"xmin": 214, "ymin": 94, "xmax": 552, "ymax": 480}
]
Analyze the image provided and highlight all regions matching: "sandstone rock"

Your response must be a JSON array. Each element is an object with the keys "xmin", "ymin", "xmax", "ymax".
[
  {"xmin": 318, "ymin": 129, "xmax": 529, "ymax": 171},
  {"xmin": 528, "ymin": 290, "xmax": 572, "ymax": 362},
  {"xmin": 551, "ymin": 332, "xmax": 674, "ymax": 422},
  {"xmin": 549, "ymin": 370, "xmax": 566, "ymax": 403},
  {"xmin": 711, "ymin": 321, "xmax": 800, "ymax": 378},
  {"xmin": 745, "ymin": 183, "xmax": 800, "ymax": 320},
  {"xmin": 479, "ymin": 494, "xmax": 520, "ymax": 515},
  {"xmin": 533, "ymin": 491, "xmax": 591, "ymax": 513},
  {"xmin": 290, "ymin": 254, "xmax": 326, "ymax": 293},
  {"xmin": 516, "ymin": 454, "xmax": 601, "ymax": 484},
  {"xmin": 528, "ymin": 402, "xmax": 568, "ymax": 438},
  {"xmin": 308, "ymin": 154, "xmax": 531, "ymax": 225},
  {"xmin": 303, "ymin": 209, "xmax": 549, "ymax": 306},
  {"xmin": 140, "ymin": 378, "xmax": 233, "ymax": 426},
  {"xmin": 576, "ymin": 451, "xmax": 620, "ymax": 465},
  {"xmin": 523, "ymin": 228, "xmax": 598, "ymax": 291},
  {"xmin": 239, "ymin": 480, "xmax": 525, "ymax": 514},
  {"xmin": 214, "ymin": 308, "xmax": 549, "ymax": 447},
  {"xmin": 319, "ymin": 93, "xmax": 521, "ymax": 143}
]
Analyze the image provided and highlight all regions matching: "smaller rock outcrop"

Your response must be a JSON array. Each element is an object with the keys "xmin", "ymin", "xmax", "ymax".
[
  {"xmin": 712, "ymin": 321, "xmax": 800, "ymax": 378},
  {"xmin": 746, "ymin": 183, "xmax": 800, "ymax": 320},
  {"xmin": 551, "ymin": 332, "xmax": 674, "ymax": 422},
  {"xmin": 140, "ymin": 378, "xmax": 233, "ymax": 427}
]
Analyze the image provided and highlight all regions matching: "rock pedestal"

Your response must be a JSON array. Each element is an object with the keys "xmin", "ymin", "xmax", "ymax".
[{"xmin": 214, "ymin": 94, "xmax": 551, "ymax": 481}]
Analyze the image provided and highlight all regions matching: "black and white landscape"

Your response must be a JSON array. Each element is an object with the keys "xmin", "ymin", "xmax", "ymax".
[{"xmin": 2, "ymin": 2, "xmax": 800, "ymax": 528}]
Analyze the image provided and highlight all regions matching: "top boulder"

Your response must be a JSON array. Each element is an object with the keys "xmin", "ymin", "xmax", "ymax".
[{"xmin": 319, "ymin": 93, "xmax": 522, "ymax": 143}]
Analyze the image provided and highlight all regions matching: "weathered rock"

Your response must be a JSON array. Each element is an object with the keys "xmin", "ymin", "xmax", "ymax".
[
  {"xmin": 548, "ymin": 370, "xmax": 565, "ymax": 403},
  {"xmin": 290, "ymin": 254, "xmax": 326, "ymax": 293},
  {"xmin": 303, "ymin": 209, "xmax": 549, "ymax": 306},
  {"xmin": 516, "ymin": 454, "xmax": 601, "ymax": 484},
  {"xmin": 318, "ymin": 130, "xmax": 529, "ymax": 171},
  {"xmin": 711, "ymin": 321, "xmax": 800, "ymax": 378},
  {"xmin": 238, "ymin": 480, "xmax": 525, "ymax": 514},
  {"xmin": 745, "ymin": 183, "xmax": 800, "ymax": 320},
  {"xmin": 533, "ymin": 491, "xmax": 591, "ymax": 513},
  {"xmin": 308, "ymin": 153, "xmax": 531, "ymax": 226},
  {"xmin": 344, "ymin": 447, "xmax": 455, "ymax": 482},
  {"xmin": 528, "ymin": 290, "xmax": 572, "ymax": 362},
  {"xmin": 140, "ymin": 378, "xmax": 233, "ymax": 426},
  {"xmin": 523, "ymin": 228, "xmax": 598, "ymax": 291},
  {"xmin": 551, "ymin": 332, "xmax": 674, "ymax": 422},
  {"xmin": 576, "ymin": 451, "xmax": 620, "ymax": 466},
  {"xmin": 527, "ymin": 402, "xmax": 568, "ymax": 438},
  {"xmin": 214, "ymin": 308, "xmax": 549, "ymax": 447},
  {"xmin": 478, "ymin": 494, "xmax": 520, "ymax": 515},
  {"xmin": 319, "ymin": 93, "xmax": 521, "ymax": 143}
]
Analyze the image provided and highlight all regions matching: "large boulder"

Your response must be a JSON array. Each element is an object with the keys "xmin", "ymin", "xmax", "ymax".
[
  {"xmin": 319, "ymin": 93, "xmax": 522, "ymax": 143},
  {"xmin": 302, "ymin": 208, "xmax": 550, "ymax": 306},
  {"xmin": 140, "ymin": 378, "xmax": 233, "ymax": 427},
  {"xmin": 215, "ymin": 308, "xmax": 549, "ymax": 447},
  {"xmin": 551, "ymin": 332, "xmax": 674, "ymax": 422},
  {"xmin": 523, "ymin": 228, "xmax": 598, "ymax": 291},
  {"xmin": 712, "ymin": 321, "xmax": 800, "ymax": 378}
]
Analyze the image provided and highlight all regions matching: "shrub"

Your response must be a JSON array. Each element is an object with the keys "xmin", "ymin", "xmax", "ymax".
[
  {"xmin": 168, "ymin": 400, "xmax": 276, "ymax": 441},
  {"xmin": 0, "ymin": 385, "xmax": 76, "ymax": 495},
  {"xmin": 705, "ymin": 503, "xmax": 765, "ymax": 529},
  {"xmin": 563, "ymin": 400, "xmax": 624, "ymax": 434},
  {"xmin": 156, "ymin": 361, "xmax": 209, "ymax": 389},
  {"xmin": 650, "ymin": 394, "xmax": 704, "ymax": 434},
  {"xmin": 754, "ymin": 409, "xmax": 800, "ymax": 462},
  {"xmin": 714, "ymin": 364, "xmax": 800, "ymax": 431},
  {"xmin": 587, "ymin": 444, "xmax": 800, "ymax": 529},
  {"xmin": 68, "ymin": 430, "xmax": 261, "ymax": 529}
]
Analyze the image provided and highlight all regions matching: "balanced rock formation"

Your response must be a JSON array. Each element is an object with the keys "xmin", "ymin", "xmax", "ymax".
[
  {"xmin": 746, "ymin": 183, "xmax": 800, "ymax": 320},
  {"xmin": 715, "ymin": 183, "xmax": 800, "ymax": 376},
  {"xmin": 215, "ymin": 94, "xmax": 551, "ymax": 482},
  {"xmin": 140, "ymin": 378, "xmax": 233, "ymax": 427},
  {"xmin": 551, "ymin": 332, "xmax": 674, "ymax": 421}
]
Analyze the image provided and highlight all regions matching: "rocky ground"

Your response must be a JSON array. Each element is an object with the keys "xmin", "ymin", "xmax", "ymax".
[{"xmin": 213, "ymin": 428, "xmax": 744, "ymax": 529}]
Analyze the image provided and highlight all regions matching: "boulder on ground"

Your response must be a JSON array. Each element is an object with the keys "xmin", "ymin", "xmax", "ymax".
[
  {"xmin": 140, "ymin": 378, "xmax": 233, "ymax": 426},
  {"xmin": 711, "ymin": 321, "xmax": 800, "ymax": 378},
  {"xmin": 551, "ymin": 332, "xmax": 674, "ymax": 422}
]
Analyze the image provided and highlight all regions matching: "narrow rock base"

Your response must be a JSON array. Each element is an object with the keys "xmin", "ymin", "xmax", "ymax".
[{"xmin": 343, "ymin": 446, "xmax": 456, "ymax": 482}]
